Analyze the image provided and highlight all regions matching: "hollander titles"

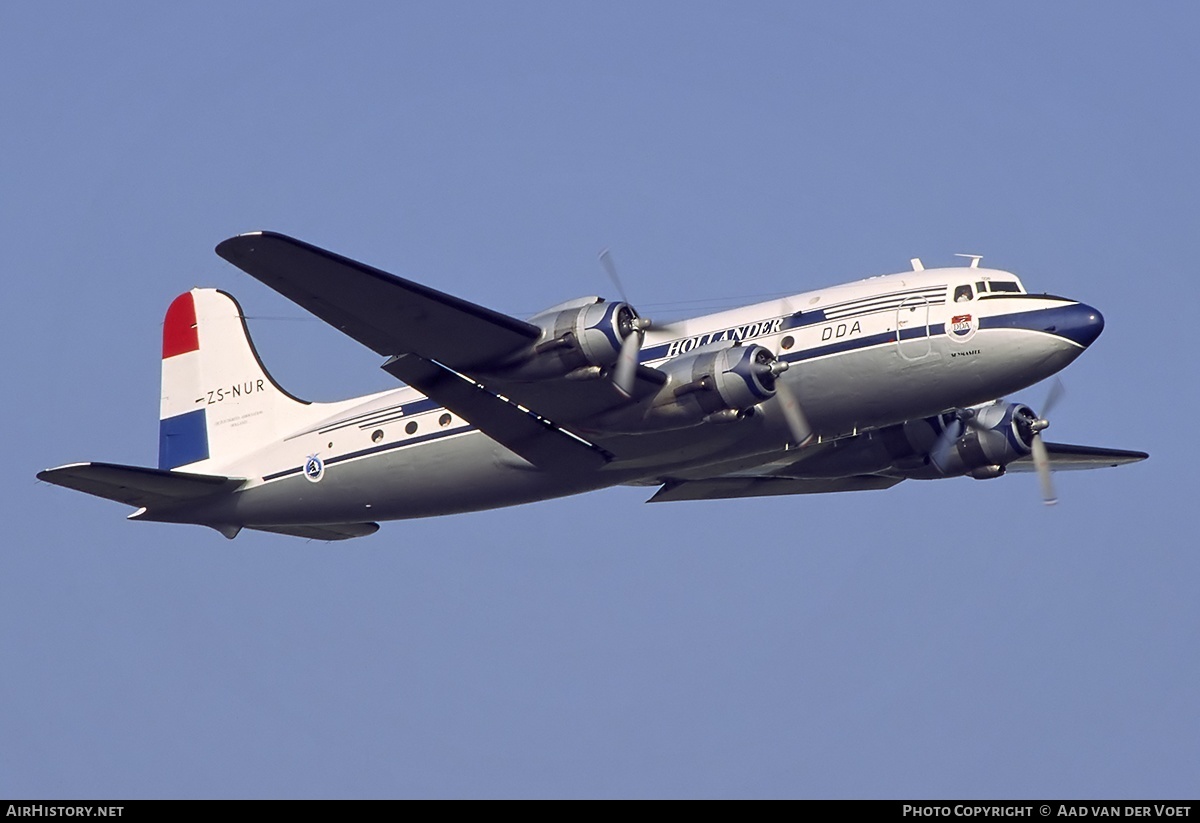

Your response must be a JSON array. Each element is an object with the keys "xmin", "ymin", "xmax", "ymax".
[{"xmin": 6, "ymin": 808, "xmax": 123, "ymax": 818}]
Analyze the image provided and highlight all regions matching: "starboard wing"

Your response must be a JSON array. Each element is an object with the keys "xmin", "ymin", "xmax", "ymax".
[
  {"xmin": 647, "ymin": 474, "xmax": 902, "ymax": 502},
  {"xmin": 1004, "ymin": 442, "xmax": 1149, "ymax": 472}
]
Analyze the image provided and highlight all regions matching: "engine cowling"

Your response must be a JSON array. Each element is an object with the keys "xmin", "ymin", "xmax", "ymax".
[
  {"xmin": 925, "ymin": 402, "xmax": 1038, "ymax": 479},
  {"xmin": 763, "ymin": 401, "xmax": 1041, "ymax": 480},
  {"xmin": 594, "ymin": 342, "xmax": 785, "ymax": 432},
  {"xmin": 485, "ymin": 297, "xmax": 643, "ymax": 381}
]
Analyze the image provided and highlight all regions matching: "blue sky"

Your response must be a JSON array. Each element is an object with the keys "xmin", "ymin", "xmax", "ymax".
[{"xmin": 2, "ymin": 2, "xmax": 1195, "ymax": 798}]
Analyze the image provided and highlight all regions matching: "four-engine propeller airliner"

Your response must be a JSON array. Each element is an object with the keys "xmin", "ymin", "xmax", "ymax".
[{"xmin": 38, "ymin": 233, "xmax": 1147, "ymax": 540}]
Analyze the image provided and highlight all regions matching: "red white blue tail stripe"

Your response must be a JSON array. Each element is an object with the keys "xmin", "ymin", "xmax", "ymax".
[{"xmin": 159, "ymin": 293, "xmax": 208, "ymax": 469}]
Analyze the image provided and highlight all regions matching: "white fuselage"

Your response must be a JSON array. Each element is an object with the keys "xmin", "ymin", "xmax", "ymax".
[{"xmin": 151, "ymin": 265, "xmax": 1102, "ymax": 528}]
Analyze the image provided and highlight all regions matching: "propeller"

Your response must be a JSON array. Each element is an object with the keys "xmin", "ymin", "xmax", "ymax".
[
  {"xmin": 598, "ymin": 247, "xmax": 632, "ymax": 305},
  {"xmin": 933, "ymin": 378, "xmax": 1066, "ymax": 505},
  {"xmin": 599, "ymin": 249, "xmax": 653, "ymax": 397},
  {"xmin": 1026, "ymin": 378, "xmax": 1065, "ymax": 506},
  {"xmin": 1040, "ymin": 376, "xmax": 1066, "ymax": 418},
  {"xmin": 1029, "ymin": 426, "xmax": 1055, "ymax": 505},
  {"xmin": 599, "ymin": 249, "xmax": 813, "ymax": 439},
  {"xmin": 754, "ymin": 351, "xmax": 814, "ymax": 447},
  {"xmin": 929, "ymin": 408, "xmax": 975, "ymax": 475},
  {"xmin": 613, "ymin": 308, "xmax": 652, "ymax": 397}
]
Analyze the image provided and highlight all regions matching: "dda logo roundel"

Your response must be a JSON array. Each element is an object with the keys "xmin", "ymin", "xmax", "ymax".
[
  {"xmin": 304, "ymin": 454, "xmax": 325, "ymax": 483},
  {"xmin": 948, "ymin": 313, "xmax": 978, "ymax": 343}
]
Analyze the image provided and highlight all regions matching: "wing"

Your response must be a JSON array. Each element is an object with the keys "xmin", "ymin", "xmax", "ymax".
[
  {"xmin": 643, "ymin": 435, "xmax": 1147, "ymax": 502},
  {"xmin": 647, "ymin": 474, "xmax": 902, "ymax": 502},
  {"xmin": 216, "ymin": 232, "xmax": 665, "ymax": 470},
  {"xmin": 1005, "ymin": 442, "xmax": 1149, "ymax": 472},
  {"xmin": 216, "ymin": 231, "xmax": 540, "ymax": 368},
  {"xmin": 382, "ymin": 354, "xmax": 611, "ymax": 472}
]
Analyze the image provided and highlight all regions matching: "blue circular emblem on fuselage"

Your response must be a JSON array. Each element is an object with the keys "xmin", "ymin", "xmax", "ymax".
[{"xmin": 304, "ymin": 455, "xmax": 324, "ymax": 483}]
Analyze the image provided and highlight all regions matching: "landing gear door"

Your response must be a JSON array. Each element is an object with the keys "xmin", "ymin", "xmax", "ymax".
[{"xmin": 896, "ymin": 295, "xmax": 931, "ymax": 360}]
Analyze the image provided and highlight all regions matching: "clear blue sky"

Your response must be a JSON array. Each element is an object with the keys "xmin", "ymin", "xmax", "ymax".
[{"xmin": 3, "ymin": 2, "xmax": 1195, "ymax": 798}]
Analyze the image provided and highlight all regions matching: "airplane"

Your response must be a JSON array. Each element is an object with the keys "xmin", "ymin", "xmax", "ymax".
[{"xmin": 37, "ymin": 232, "xmax": 1148, "ymax": 541}]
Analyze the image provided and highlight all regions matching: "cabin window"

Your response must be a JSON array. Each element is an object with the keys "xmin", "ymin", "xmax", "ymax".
[
  {"xmin": 439, "ymin": 413, "xmax": 452, "ymax": 427},
  {"xmin": 953, "ymin": 285, "xmax": 974, "ymax": 303},
  {"xmin": 405, "ymin": 421, "xmax": 418, "ymax": 435}
]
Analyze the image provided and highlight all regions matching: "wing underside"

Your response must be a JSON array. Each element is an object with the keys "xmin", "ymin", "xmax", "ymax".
[
  {"xmin": 648, "ymin": 474, "xmax": 903, "ymax": 502},
  {"xmin": 647, "ymin": 439, "xmax": 1146, "ymax": 502},
  {"xmin": 1004, "ymin": 442, "xmax": 1149, "ymax": 471}
]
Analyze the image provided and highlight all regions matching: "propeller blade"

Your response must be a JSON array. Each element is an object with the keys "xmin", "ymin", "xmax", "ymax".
[
  {"xmin": 1041, "ymin": 377, "xmax": 1066, "ymax": 418},
  {"xmin": 598, "ymin": 250, "xmax": 654, "ymax": 399},
  {"xmin": 613, "ymin": 328, "xmax": 641, "ymax": 398},
  {"xmin": 597, "ymin": 248, "xmax": 630, "ymax": 305},
  {"xmin": 775, "ymin": 380, "xmax": 813, "ymax": 447},
  {"xmin": 1030, "ymin": 432, "xmax": 1057, "ymax": 505},
  {"xmin": 929, "ymin": 413, "xmax": 964, "ymax": 475},
  {"xmin": 958, "ymin": 407, "xmax": 986, "ymax": 432}
]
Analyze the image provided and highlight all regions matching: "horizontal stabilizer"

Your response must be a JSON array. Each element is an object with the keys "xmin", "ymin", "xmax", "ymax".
[
  {"xmin": 37, "ymin": 462, "xmax": 242, "ymax": 509},
  {"xmin": 648, "ymin": 474, "xmax": 902, "ymax": 502},
  {"xmin": 248, "ymin": 522, "xmax": 380, "ymax": 541},
  {"xmin": 1005, "ymin": 442, "xmax": 1149, "ymax": 472}
]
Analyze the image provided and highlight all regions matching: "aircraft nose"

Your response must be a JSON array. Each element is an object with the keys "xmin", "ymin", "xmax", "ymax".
[{"xmin": 1066, "ymin": 302, "xmax": 1105, "ymax": 348}]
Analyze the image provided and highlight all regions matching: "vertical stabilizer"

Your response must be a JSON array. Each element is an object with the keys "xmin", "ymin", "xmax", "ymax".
[{"xmin": 159, "ymin": 289, "xmax": 311, "ymax": 471}]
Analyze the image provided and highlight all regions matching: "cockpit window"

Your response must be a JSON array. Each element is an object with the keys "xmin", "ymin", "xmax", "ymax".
[
  {"xmin": 975, "ymin": 281, "xmax": 988, "ymax": 293},
  {"xmin": 989, "ymin": 281, "xmax": 1020, "ymax": 293},
  {"xmin": 953, "ymin": 285, "xmax": 973, "ymax": 303}
]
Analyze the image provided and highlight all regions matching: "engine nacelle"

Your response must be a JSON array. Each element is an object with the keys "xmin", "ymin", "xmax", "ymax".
[
  {"xmin": 484, "ymin": 297, "xmax": 642, "ymax": 382},
  {"xmin": 762, "ymin": 402, "xmax": 1043, "ymax": 481},
  {"xmin": 594, "ymin": 343, "xmax": 783, "ymax": 432},
  {"xmin": 924, "ymin": 402, "xmax": 1038, "ymax": 479}
]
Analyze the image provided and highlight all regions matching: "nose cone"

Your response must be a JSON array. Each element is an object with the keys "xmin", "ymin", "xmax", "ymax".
[{"xmin": 1066, "ymin": 302, "xmax": 1105, "ymax": 348}]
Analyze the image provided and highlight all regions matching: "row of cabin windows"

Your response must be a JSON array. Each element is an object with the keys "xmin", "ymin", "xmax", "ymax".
[{"xmin": 368, "ymin": 413, "xmax": 455, "ymax": 443}]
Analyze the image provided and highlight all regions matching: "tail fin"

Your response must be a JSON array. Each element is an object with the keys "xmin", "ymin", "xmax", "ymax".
[{"xmin": 159, "ymin": 289, "xmax": 311, "ymax": 471}]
